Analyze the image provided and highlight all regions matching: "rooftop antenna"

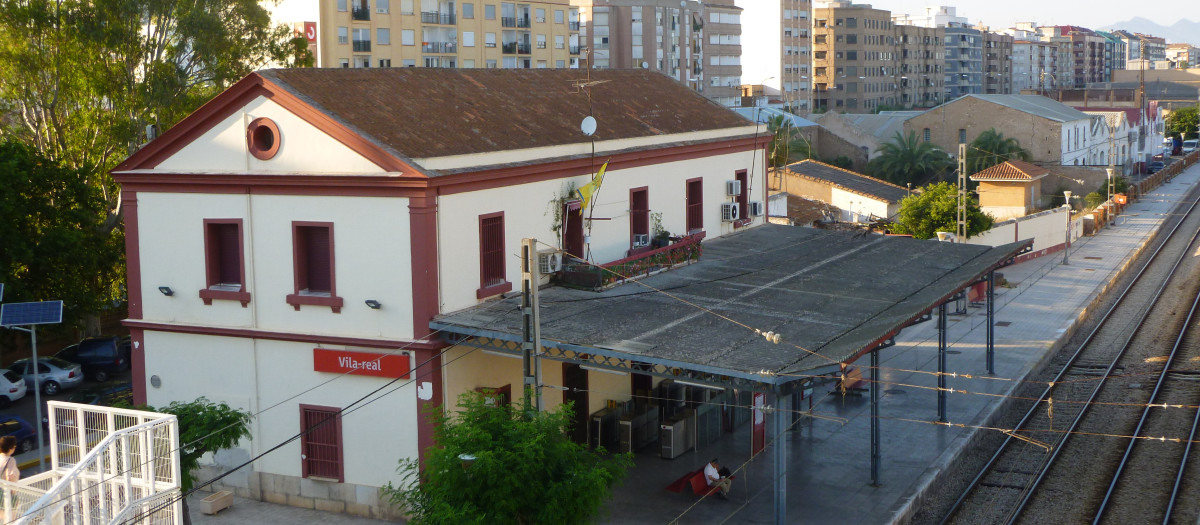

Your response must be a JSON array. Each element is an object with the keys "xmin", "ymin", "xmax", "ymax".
[{"xmin": 570, "ymin": 68, "xmax": 612, "ymax": 262}]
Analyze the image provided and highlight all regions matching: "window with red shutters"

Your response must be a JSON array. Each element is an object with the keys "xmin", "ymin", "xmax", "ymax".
[
  {"xmin": 286, "ymin": 222, "xmax": 344, "ymax": 312},
  {"xmin": 300, "ymin": 405, "xmax": 344, "ymax": 482},
  {"xmin": 630, "ymin": 187, "xmax": 649, "ymax": 244},
  {"xmin": 200, "ymin": 219, "xmax": 251, "ymax": 306},
  {"xmin": 736, "ymin": 170, "xmax": 749, "ymax": 220},
  {"xmin": 686, "ymin": 178, "xmax": 703, "ymax": 233},
  {"xmin": 477, "ymin": 212, "xmax": 511, "ymax": 298}
]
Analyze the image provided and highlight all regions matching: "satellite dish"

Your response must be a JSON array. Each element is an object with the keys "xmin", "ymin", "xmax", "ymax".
[
  {"xmin": 642, "ymin": 61, "xmax": 649, "ymax": 69},
  {"xmin": 581, "ymin": 116, "xmax": 597, "ymax": 136}
]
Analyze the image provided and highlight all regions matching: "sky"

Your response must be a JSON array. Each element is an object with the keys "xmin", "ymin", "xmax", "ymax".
[{"xmin": 738, "ymin": 0, "xmax": 1199, "ymax": 90}]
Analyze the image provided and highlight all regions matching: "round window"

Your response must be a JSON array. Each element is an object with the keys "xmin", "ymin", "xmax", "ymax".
[{"xmin": 246, "ymin": 117, "xmax": 281, "ymax": 160}]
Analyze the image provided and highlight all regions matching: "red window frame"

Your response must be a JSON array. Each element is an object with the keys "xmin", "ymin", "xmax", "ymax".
[
  {"xmin": 685, "ymin": 177, "xmax": 703, "ymax": 234},
  {"xmin": 199, "ymin": 219, "xmax": 251, "ymax": 306},
  {"xmin": 477, "ymin": 212, "xmax": 511, "ymax": 299},
  {"xmin": 286, "ymin": 222, "xmax": 344, "ymax": 312},
  {"xmin": 300, "ymin": 404, "xmax": 344, "ymax": 482},
  {"xmin": 735, "ymin": 170, "xmax": 750, "ymax": 220},
  {"xmin": 630, "ymin": 187, "xmax": 649, "ymax": 246}
]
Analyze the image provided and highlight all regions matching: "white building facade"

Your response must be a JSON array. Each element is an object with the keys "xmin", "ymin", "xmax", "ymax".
[{"xmin": 114, "ymin": 67, "xmax": 766, "ymax": 518}]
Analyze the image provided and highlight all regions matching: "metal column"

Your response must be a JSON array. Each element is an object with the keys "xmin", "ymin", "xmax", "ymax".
[
  {"xmin": 520, "ymin": 238, "xmax": 543, "ymax": 412},
  {"xmin": 774, "ymin": 392, "xmax": 792, "ymax": 524},
  {"xmin": 986, "ymin": 271, "xmax": 995, "ymax": 375},
  {"xmin": 870, "ymin": 347, "xmax": 881, "ymax": 486},
  {"xmin": 938, "ymin": 302, "xmax": 948, "ymax": 422}
]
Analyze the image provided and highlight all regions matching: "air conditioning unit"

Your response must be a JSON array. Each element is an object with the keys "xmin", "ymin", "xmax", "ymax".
[
  {"xmin": 537, "ymin": 250, "xmax": 563, "ymax": 274},
  {"xmin": 749, "ymin": 200, "xmax": 764, "ymax": 217},
  {"xmin": 725, "ymin": 179, "xmax": 742, "ymax": 196},
  {"xmin": 721, "ymin": 202, "xmax": 740, "ymax": 222},
  {"xmin": 632, "ymin": 233, "xmax": 650, "ymax": 248}
]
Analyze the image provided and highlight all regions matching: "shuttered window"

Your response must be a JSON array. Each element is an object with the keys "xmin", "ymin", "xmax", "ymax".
[
  {"xmin": 300, "ymin": 405, "xmax": 343, "ymax": 482},
  {"xmin": 736, "ymin": 170, "xmax": 749, "ymax": 220},
  {"xmin": 200, "ymin": 219, "xmax": 252, "ymax": 306},
  {"xmin": 686, "ymin": 178, "xmax": 703, "ymax": 233},
  {"xmin": 286, "ymin": 222, "xmax": 343, "ymax": 312},
  {"xmin": 630, "ymin": 187, "xmax": 649, "ymax": 239},
  {"xmin": 479, "ymin": 213, "xmax": 506, "ymax": 288}
]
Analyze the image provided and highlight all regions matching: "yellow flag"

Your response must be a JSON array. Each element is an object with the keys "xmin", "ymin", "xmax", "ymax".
[{"xmin": 575, "ymin": 160, "xmax": 609, "ymax": 214}]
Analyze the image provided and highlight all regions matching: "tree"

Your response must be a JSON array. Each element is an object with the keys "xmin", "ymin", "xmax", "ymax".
[
  {"xmin": 154, "ymin": 397, "xmax": 252, "ymax": 525},
  {"xmin": 0, "ymin": 0, "xmax": 309, "ymax": 326},
  {"xmin": 385, "ymin": 392, "xmax": 632, "ymax": 525},
  {"xmin": 966, "ymin": 128, "xmax": 1031, "ymax": 174},
  {"xmin": 890, "ymin": 182, "xmax": 994, "ymax": 239},
  {"xmin": 1166, "ymin": 106, "xmax": 1198, "ymax": 141},
  {"xmin": 767, "ymin": 114, "xmax": 812, "ymax": 168},
  {"xmin": 867, "ymin": 131, "xmax": 953, "ymax": 186},
  {"xmin": 0, "ymin": 140, "xmax": 123, "ymax": 332}
]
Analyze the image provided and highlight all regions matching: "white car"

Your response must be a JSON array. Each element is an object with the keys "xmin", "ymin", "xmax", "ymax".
[
  {"xmin": 0, "ymin": 369, "xmax": 28, "ymax": 408},
  {"xmin": 1184, "ymin": 139, "xmax": 1198, "ymax": 154}
]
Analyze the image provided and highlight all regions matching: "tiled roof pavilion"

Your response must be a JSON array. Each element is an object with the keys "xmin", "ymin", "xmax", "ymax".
[{"xmin": 970, "ymin": 160, "xmax": 1051, "ymax": 182}]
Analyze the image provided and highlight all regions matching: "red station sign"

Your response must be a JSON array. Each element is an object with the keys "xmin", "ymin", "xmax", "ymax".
[{"xmin": 313, "ymin": 348, "xmax": 411, "ymax": 379}]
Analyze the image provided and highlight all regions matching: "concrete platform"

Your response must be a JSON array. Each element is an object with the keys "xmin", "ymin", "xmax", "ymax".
[{"xmin": 599, "ymin": 163, "xmax": 1200, "ymax": 525}]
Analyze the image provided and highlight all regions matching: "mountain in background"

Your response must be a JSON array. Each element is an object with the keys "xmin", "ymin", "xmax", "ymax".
[{"xmin": 1101, "ymin": 17, "xmax": 1200, "ymax": 45}]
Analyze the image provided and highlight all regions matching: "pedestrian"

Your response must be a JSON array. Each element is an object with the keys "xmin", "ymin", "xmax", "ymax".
[
  {"xmin": 704, "ymin": 458, "xmax": 731, "ymax": 499},
  {"xmin": 0, "ymin": 436, "xmax": 18, "ymax": 482}
]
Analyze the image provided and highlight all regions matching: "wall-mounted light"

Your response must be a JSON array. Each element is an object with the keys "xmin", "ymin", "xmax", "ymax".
[
  {"xmin": 158, "ymin": 286, "xmax": 174, "ymax": 296},
  {"xmin": 365, "ymin": 299, "xmax": 382, "ymax": 309}
]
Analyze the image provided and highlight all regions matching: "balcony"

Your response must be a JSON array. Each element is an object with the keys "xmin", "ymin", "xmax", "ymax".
[
  {"xmin": 502, "ymin": 42, "xmax": 531, "ymax": 54},
  {"xmin": 422, "ymin": 41, "xmax": 457, "ymax": 53},
  {"xmin": 421, "ymin": 11, "xmax": 456, "ymax": 24},
  {"xmin": 517, "ymin": 16, "xmax": 531, "ymax": 28},
  {"xmin": 502, "ymin": 16, "xmax": 516, "ymax": 27},
  {"xmin": 569, "ymin": 21, "xmax": 580, "ymax": 31},
  {"xmin": 570, "ymin": 45, "xmax": 581, "ymax": 55},
  {"xmin": 353, "ymin": 39, "xmax": 371, "ymax": 52},
  {"xmin": 352, "ymin": 7, "xmax": 370, "ymax": 20}
]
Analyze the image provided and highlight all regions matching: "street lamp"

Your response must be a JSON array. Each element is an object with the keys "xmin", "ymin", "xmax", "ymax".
[{"xmin": 1063, "ymin": 190, "xmax": 1073, "ymax": 265}]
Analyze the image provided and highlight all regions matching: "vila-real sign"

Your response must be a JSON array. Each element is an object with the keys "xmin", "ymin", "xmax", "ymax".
[{"xmin": 313, "ymin": 348, "xmax": 411, "ymax": 379}]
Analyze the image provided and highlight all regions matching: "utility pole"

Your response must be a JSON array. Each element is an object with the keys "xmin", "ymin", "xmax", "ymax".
[
  {"xmin": 957, "ymin": 143, "xmax": 967, "ymax": 241},
  {"xmin": 520, "ymin": 238, "xmax": 543, "ymax": 412}
]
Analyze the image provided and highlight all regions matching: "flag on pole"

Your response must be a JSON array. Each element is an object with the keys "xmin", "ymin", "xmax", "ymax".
[{"xmin": 574, "ymin": 160, "xmax": 609, "ymax": 214}]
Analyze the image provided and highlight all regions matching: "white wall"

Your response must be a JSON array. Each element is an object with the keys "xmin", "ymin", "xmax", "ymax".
[
  {"xmin": 143, "ymin": 331, "xmax": 416, "ymax": 489},
  {"xmin": 967, "ymin": 206, "xmax": 1076, "ymax": 252},
  {"xmin": 155, "ymin": 96, "xmax": 386, "ymax": 175},
  {"xmin": 137, "ymin": 192, "xmax": 416, "ymax": 339},
  {"xmin": 830, "ymin": 188, "xmax": 891, "ymax": 223},
  {"xmin": 436, "ymin": 149, "xmax": 766, "ymax": 314}
]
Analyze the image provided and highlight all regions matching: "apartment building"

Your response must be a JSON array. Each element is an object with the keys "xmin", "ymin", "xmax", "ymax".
[
  {"xmin": 779, "ymin": 0, "xmax": 812, "ymax": 109},
  {"xmin": 293, "ymin": 0, "xmax": 582, "ymax": 69},
  {"xmin": 1166, "ymin": 43, "xmax": 1200, "ymax": 69},
  {"xmin": 895, "ymin": 23, "xmax": 945, "ymax": 107},
  {"xmin": 1095, "ymin": 31, "xmax": 1127, "ymax": 78},
  {"xmin": 811, "ymin": 2, "xmax": 897, "ymax": 113},
  {"xmin": 1012, "ymin": 39, "xmax": 1060, "ymax": 93},
  {"xmin": 576, "ymin": 0, "xmax": 743, "ymax": 106},
  {"xmin": 1116, "ymin": 30, "xmax": 1168, "ymax": 70},
  {"xmin": 982, "ymin": 30, "xmax": 1013, "ymax": 94},
  {"xmin": 1040, "ymin": 25, "xmax": 1109, "ymax": 87}
]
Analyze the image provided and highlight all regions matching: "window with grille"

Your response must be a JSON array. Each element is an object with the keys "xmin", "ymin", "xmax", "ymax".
[
  {"xmin": 200, "ymin": 220, "xmax": 250, "ymax": 306},
  {"xmin": 477, "ymin": 212, "xmax": 511, "ymax": 298},
  {"xmin": 300, "ymin": 405, "xmax": 343, "ymax": 482},
  {"xmin": 287, "ymin": 222, "xmax": 343, "ymax": 312},
  {"xmin": 686, "ymin": 178, "xmax": 703, "ymax": 233},
  {"xmin": 736, "ymin": 170, "xmax": 749, "ymax": 220},
  {"xmin": 630, "ymin": 187, "xmax": 649, "ymax": 245}
]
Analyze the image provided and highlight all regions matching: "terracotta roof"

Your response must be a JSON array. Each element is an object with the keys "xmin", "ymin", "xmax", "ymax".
[
  {"xmin": 969, "ymin": 160, "xmax": 1050, "ymax": 182},
  {"xmin": 784, "ymin": 159, "xmax": 910, "ymax": 203},
  {"xmin": 258, "ymin": 68, "xmax": 751, "ymax": 159}
]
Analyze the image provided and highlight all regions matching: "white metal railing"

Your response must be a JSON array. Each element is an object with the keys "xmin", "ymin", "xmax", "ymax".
[{"xmin": 5, "ymin": 402, "xmax": 180, "ymax": 525}]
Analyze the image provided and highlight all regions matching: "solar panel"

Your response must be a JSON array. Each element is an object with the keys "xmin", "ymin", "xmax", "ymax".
[
  {"xmin": 0, "ymin": 301, "xmax": 64, "ymax": 327},
  {"xmin": 0, "ymin": 283, "xmax": 4, "ymax": 302}
]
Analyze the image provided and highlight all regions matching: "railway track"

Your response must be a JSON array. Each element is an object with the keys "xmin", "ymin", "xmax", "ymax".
[{"xmin": 941, "ymin": 182, "xmax": 1200, "ymax": 525}]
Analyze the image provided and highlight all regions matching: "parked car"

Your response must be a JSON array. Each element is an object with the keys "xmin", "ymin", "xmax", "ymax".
[
  {"xmin": 1148, "ymin": 160, "xmax": 1165, "ymax": 173},
  {"xmin": 1185, "ymin": 139, "xmax": 1199, "ymax": 154},
  {"xmin": 0, "ymin": 370, "xmax": 28, "ymax": 408},
  {"xmin": 55, "ymin": 336, "xmax": 132, "ymax": 382},
  {"xmin": 7, "ymin": 357, "xmax": 84, "ymax": 395},
  {"xmin": 67, "ymin": 382, "xmax": 134, "ymax": 407},
  {"xmin": 0, "ymin": 415, "xmax": 38, "ymax": 453}
]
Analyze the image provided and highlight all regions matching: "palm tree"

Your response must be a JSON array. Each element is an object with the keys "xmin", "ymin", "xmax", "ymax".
[
  {"xmin": 965, "ymin": 128, "xmax": 1031, "ymax": 174},
  {"xmin": 867, "ymin": 131, "xmax": 953, "ymax": 186},
  {"xmin": 766, "ymin": 114, "xmax": 812, "ymax": 168}
]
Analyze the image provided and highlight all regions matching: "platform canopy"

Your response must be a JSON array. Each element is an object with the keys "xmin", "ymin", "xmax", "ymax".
[{"xmin": 433, "ymin": 225, "xmax": 1031, "ymax": 390}]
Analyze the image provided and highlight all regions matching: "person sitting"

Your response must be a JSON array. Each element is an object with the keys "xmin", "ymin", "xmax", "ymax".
[{"xmin": 704, "ymin": 458, "xmax": 732, "ymax": 499}]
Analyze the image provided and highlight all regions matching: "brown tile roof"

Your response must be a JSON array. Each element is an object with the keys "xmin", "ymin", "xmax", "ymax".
[
  {"xmin": 969, "ymin": 159, "xmax": 1050, "ymax": 182},
  {"xmin": 259, "ymin": 68, "xmax": 752, "ymax": 160},
  {"xmin": 784, "ymin": 159, "xmax": 910, "ymax": 203}
]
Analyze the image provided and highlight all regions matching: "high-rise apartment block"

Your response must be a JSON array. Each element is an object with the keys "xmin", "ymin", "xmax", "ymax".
[
  {"xmin": 1166, "ymin": 44, "xmax": 1200, "ymax": 69},
  {"xmin": 982, "ymin": 30, "xmax": 1013, "ymax": 95},
  {"xmin": 577, "ymin": 0, "xmax": 744, "ymax": 106},
  {"xmin": 1115, "ymin": 30, "xmax": 1168, "ymax": 70},
  {"xmin": 1038, "ymin": 26, "xmax": 1108, "ymax": 87},
  {"xmin": 307, "ymin": 0, "xmax": 582, "ymax": 69},
  {"xmin": 779, "ymin": 0, "xmax": 812, "ymax": 109}
]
